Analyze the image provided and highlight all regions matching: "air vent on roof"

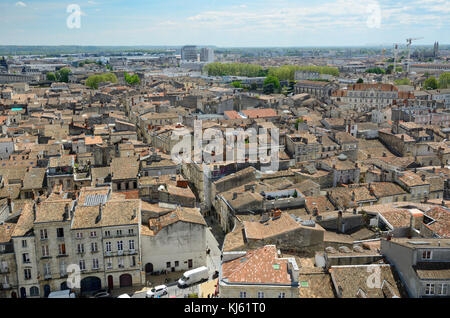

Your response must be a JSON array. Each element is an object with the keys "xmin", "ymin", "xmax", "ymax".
[
  {"xmin": 338, "ymin": 246, "xmax": 352, "ymax": 253},
  {"xmin": 302, "ymin": 220, "xmax": 316, "ymax": 227},
  {"xmin": 408, "ymin": 241, "xmax": 431, "ymax": 245}
]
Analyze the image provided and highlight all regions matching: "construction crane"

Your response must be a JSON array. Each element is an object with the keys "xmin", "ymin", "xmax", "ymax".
[{"xmin": 406, "ymin": 37, "xmax": 424, "ymax": 73}]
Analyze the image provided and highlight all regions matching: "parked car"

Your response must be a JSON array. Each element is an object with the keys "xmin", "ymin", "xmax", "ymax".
[
  {"xmin": 91, "ymin": 289, "xmax": 111, "ymax": 298},
  {"xmin": 117, "ymin": 293, "xmax": 131, "ymax": 298},
  {"xmin": 177, "ymin": 266, "xmax": 209, "ymax": 288},
  {"xmin": 146, "ymin": 285, "xmax": 168, "ymax": 298},
  {"xmin": 48, "ymin": 290, "xmax": 76, "ymax": 298}
]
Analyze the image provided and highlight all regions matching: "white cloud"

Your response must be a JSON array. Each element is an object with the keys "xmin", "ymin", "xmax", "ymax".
[
  {"xmin": 184, "ymin": 0, "xmax": 449, "ymax": 33},
  {"xmin": 15, "ymin": 1, "xmax": 26, "ymax": 7}
]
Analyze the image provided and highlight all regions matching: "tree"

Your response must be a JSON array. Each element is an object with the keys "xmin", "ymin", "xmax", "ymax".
[
  {"xmin": 263, "ymin": 75, "xmax": 281, "ymax": 94},
  {"xmin": 125, "ymin": 72, "xmax": 140, "ymax": 86},
  {"xmin": 85, "ymin": 73, "xmax": 118, "ymax": 89},
  {"xmin": 423, "ymin": 76, "xmax": 438, "ymax": 90},
  {"xmin": 366, "ymin": 67, "xmax": 385, "ymax": 74},
  {"xmin": 55, "ymin": 68, "xmax": 71, "ymax": 83},
  {"xmin": 386, "ymin": 65, "xmax": 394, "ymax": 74},
  {"xmin": 231, "ymin": 81, "xmax": 242, "ymax": 88},
  {"xmin": 46, "ymin": 72, "xmax": 56, "ymax": 81},
  {"xmin": 438, "ymin": 72, "xmax": 450, "ymax": 89},
  {"xmin": 357, "ymin": 78, "xmax": 364, "ymax": 83},
  {"xmin": 395, "ymin": 78, "xmax": 411, "ymax": 86},
  {"xmin": 295, "ymin": 118, "xmax": 304, "ymax": 130}
]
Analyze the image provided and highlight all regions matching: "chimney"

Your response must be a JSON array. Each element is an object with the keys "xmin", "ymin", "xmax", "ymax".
[
  {"xmin": 132, "ymin": 208, "xmax": 137, "ymax": 220},
  {"xmin": 337, "ymin": 285, "xmax": 343, "ymax": 298},
  {"xmin": 96, "ymin": 205, "xmax": 103, "ymax": 223},
  {"xmin": 232, "ymin": 193, "xmax": 238, "ymax": 200},
  {"xmin": 421, "ymin": 175, "xmax": 426, "ymax": 182},
  {"xmin": 63, "ymin": 204, "xmax": 69, "ymax": 220},
  {"xmin": 32, "ymin": 203, "xmax": 37, "ymax": 221},
  {"xmin": 337, "ymin": 211, "xmax": 343, "ymax": 234}
]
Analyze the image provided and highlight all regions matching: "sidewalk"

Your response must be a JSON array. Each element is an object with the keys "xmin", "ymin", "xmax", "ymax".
[
  {"xmin": 198, "ymin": 279, "xmax": 219, "ymax": 298},
  {"xmin": 145, "ymin": 271, "xmax": 184, "ymax": 287},
  {"xmin": 110, "ymin": 285, "xmax": 149, "ymax": 298}
]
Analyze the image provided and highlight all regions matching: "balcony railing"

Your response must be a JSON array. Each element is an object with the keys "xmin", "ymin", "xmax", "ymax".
[{"xmin": 0, "ymin": 267, "xmax": 9, "ymax": 274}]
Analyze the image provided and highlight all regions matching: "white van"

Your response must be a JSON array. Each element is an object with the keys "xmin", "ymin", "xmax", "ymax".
[
  {"xmin": 178, "ymin": 266, "xmax": 209, "ymax": 288},
  {"xmin": 146, "ymin": 285, "xmax": 168, "ymax": 298},
  {"xmin": 48, "ymin": 290, "xmax": 76, "ymax": 298}
]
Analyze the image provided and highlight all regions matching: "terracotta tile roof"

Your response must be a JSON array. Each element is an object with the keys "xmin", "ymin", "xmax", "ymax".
[
  {"xmin": 241, "ymin": 108, "xmax": 277, "ymax": 119},
  {"xmin": 222, "ymin": 245, "xmax": 294, "ymax": 285},
  {"xmin": 145, "ymin": 207, "xmax": 206, "ymax": 236},
  {"xmin": 305, "ymin": 196, "xmax": 335, "ymax": 214},
  {"xmin": 379, "ymin": 209, "xmax": 412, "ymax": 228},
  {"xmin": 224, "ymin": 110, "xmax": 242, "ymax": 120},
  {"xmin": 35, "ymin": 198, "xmax": 73, "ymax": 223},
  {"xmin": 243, "ymin": 213, "xmax": 302, "ymax": 240},
  {"xmin": 424, "ymin": 206, "xmax": 450, "ymax": 238},
  {"xmin": 369, "ymin": 182, "xmax": 407, "ymax": 198},
  {"xmin": 329, "ymin": 265, "xmax": 402, "ymax": 298},
  {"xmin": 111, "ymin": 156, "xmax": 139, "ymax": 180},
  {"xmin": 85, "ymin": 135, "xmax": 103, "ymax": 145},
  {"xmin": 100, "ymin": 199, "xmax": 140, "ymax": 227},
  {"xmin": 71, "ymin": 205, "xmax": 101, "ymax": 230},
  {"xmin": 223, "ymin": 224, "xmax": 246, "ymax": 252},
  {"xmin": 49, "ymin": 155, "xmax": 75, "ymax": 168},
  {"xmin": 398, "ymin": 171, "xmax": 429, "ymax": 187},
  {"xmin": 413, "ymin": 262, "xmax": 450, "ymax": 280},
  {"xmin": 0, "ymin": 183, "xmax": 21, "ymax": 200},
  {"xmin": 0, "ymin": 222, "xmax": 16, "ymax": 243},
  {"xmin": 11, "ymin": 202, "xmax": 34, "ymax": 237},
  {"xmin": 298, "ymin": 273, "xmax": 335, "ymax": 298},
  {"xmin": 348, "ymin": 83, "xmax": 398, "ymax": 92},
  {"xmin": 22, "ymin": 168, "xmax": 46, "ymax": 190}
]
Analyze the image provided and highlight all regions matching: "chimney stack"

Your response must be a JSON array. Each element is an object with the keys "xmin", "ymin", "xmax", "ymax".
[{"xmin": 337, "ymin": 211, "xmax": 343, "ymax": 234}]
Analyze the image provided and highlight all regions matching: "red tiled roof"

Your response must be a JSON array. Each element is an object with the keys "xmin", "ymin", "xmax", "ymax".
[
  {"xmin": 242, "ymin": 108, "xmax": 277, "ymax": 119},
  {"xmin": 222, "ymin": 245, "xmax": 293, "ymax": 285}
]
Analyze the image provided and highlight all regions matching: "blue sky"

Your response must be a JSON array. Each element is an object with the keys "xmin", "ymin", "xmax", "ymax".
[{"xmin": 1, "ymin": 0, "xmax": 449, "ymax": 47}]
